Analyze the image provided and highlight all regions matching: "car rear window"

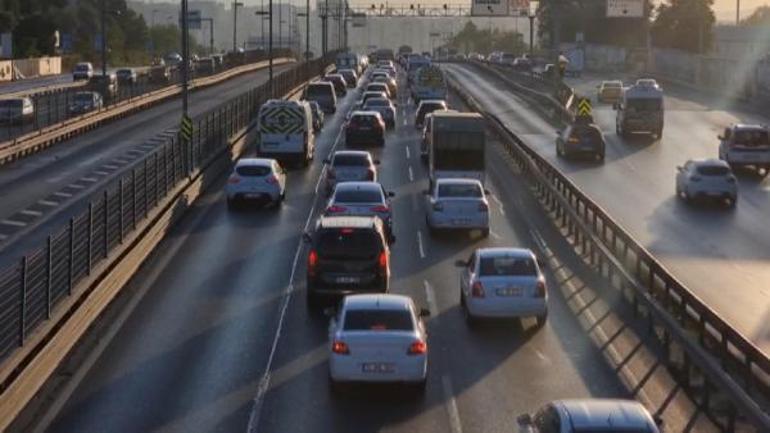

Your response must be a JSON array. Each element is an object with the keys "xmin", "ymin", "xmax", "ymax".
[
  {"xmin": 365, "ymin": 98, "xmax": 389, "ymax": 107},
  {"xmin": 335, "ymin": 188, "xmax": 382, "ymax": 203},
  {"xmin": 367, "ymin": 84, "xmax": 387, "ymax": 91},
  {"xmin": 697, "ymin": 165, "xmax": 730, "ymax": 176},
  {"xmin": 350, "ymin": 115, "xmax": 379, "ymax": 126},
  {"xmin": 572, "ymin": 127, "xmax": 602, "ymax": 141},
  {"xmin": 732, "ymin": 129, "xmax": 769, "ymax": 147},
  {"xmin": 333, "ymin": 154, "xmax": 368, "ymax": 166},
  {"xmin": 75, "ymin": 64, "xmax": 90, "ymax": 71},
  {"xmin": 438, "ymin": 183, "xmax": 482, "ymax": 198},
  {"xmin": 318, "ymin": 229, "xmax": 381, "ymax": 259},
  {"xmin": 306, "ymin": 84, "xmax": 332, "ymax": 97},
  {"xmin": 343, "ymin": 310, "xmax": 413, "ymax": 331},
  {"xmin": 479, "ymin": 256, "xmax": 537, "ymax": 276},
  {"xmin": 0, "ymin": 99, "xmax": 22, "ymax": 109},
  {"xmin": 236, "ymin": 165, "xmax": 271, "ymax": 176}
]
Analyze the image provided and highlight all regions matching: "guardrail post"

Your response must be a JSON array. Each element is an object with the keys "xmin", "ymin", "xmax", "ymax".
[
  {"xmin": 68, "ymin": 217, "xmax": 74, "ymax": 295},
  {"xmin": 155, "ymin": 152, "xmax": 159, "ymax": 206},
  {"xmin": 87, "ymin": 202, "xmax": 93, "ymax": 275},
  {"xmin": 144, "ymin": 160, "xmax": 149, "ymax": 218},
  {"xmin": 20, "ymin": 255, "xmax": 27, "ymax": 344},
  {"xmin": 132, "ymin": 169, "xmax": 137, "ymax": 229},
  {"xmin": 119, "ymin": 179, "xmax": 124, "ymax": 244},
  {"xmin": 104, "ymin": 190, "xmax": 109, "ymax": 258},
  {"xmin": 46, "ymin": 235, "xmax": 52, "ymax": 319}
]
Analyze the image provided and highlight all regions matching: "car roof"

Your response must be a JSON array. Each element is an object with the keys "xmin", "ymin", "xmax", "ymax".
[
  {"xmin": 317, "ymin": 215, "xmax": 380, "ymax": 229},
  {"xmin": 343, "ymin": 294, "xmax": 412, "ymax": 311},
  {"xmin": 731, "ymin": 123, "xmax": 765, "ymax": 131},
  {"xmin": 351, "ymin": 110, "xmax": 382, "ymax": 118},
  {"xmin": 436, "ymin": 178, "xmax": 482, "ymax": 187},
  {"xmin": 309, "ymin": 81, "xmax": 334, "ymax": 87},
  {"xmin": 334, "ymin": 181, "xmax": 382, "ymax": 192},
  {"xmin": 334, "ymin": 150, "xmax": 371, "ymax": 157},
  {"xmin": 477, "ymin": 247, "xmax": 535, "ymax": 259},
  {"xmin": 235, "ymin": 158, "xmax": 274, "ymax": 167},
  {"xmin": 419, "ymin": 100, "xmax": 447, "ymax": 106},
  {"xmin": 554, "ymin": 399, "xmax": 655, "ymax": 431},
  {"xmin": 688, "ymin": 158, "xmax": 729, "ymax": 168},
  {"xmin": 602, "ymin": 80, "xmax": 622, "ymax": 85}
]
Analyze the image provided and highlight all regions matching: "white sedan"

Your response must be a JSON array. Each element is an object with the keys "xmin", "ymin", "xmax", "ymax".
[
  {"xmin": 517, "ymin": 399, "xmax": 661, "ymax": 432},
  {"xmin": 675, "ymin": 158, "xmax": 737, "ymax": 207},
  {"xmin": 328, "ymin": 294, "xmax": 429, "ymax": 390},
  {"xmin": 425, "ymin": 178, "xmax": 490, "ymax": 236},
  {"xmin": 457, "ymin": 248, "xmax": 548, "ymax": 326},
  {"xmin": 225, "ymin": 158, "xmax": 286, "ymax": 209}
]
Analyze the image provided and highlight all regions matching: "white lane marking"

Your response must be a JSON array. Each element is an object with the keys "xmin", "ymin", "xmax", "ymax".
[
  {"xmin": 424, "ymin": 280, "xmax": 439, "ymax": 322},
  {"xmin": 38, "ymin": 199, "xmax": 58, "ymax": 206},
  {"xmin": 405, "ymin": 145, "xmax": 411, "ymax": 159},
  {"xmin": 81, "ymin": 176, "xmax": 98, "ymax": 182},
  {"xmin": 490, "ymin": 194, "xmax": 505, "ymax": 216},
  {"xmin": 94, "ymin": 170, "xmax": 110, "ymax": 176},
  {"xmin": 113, "ymin": 158, "xmax": 130, "ymax": 164},
  {"xmin": 246, "ymin": 101, "xmax": 352, "ymax": 433},
  {"xmin": 408, "ymin": 166, "xmax": 414, "ymax": 182},
  {"xmin": 67, "ymin": 183, "xmax": 85, "ymax": 189},
  {"xmin": 417, "ymin": 230, "xmax": 426, "ymax": 259},
  {"xmin": 0, "ymin": 233, "xmax": 8, "ymax": 240},
  {"xmin": 489, "ymin": 229, "xmax": 502, "ymax": 240},
  {"xmin": 442, "ymin": 375, "xmax": 464, "ymax": 433},
  {"xmin": 529, "ymin": 228, "xmax": 547, "ymax": 252},
  {"xmin": 53, "ymin": 191, "xmax": 73, "ymax": 198},
  {"xmin": 2, "ymin": 219, "xmax": 27, "ymax": 227},
  {"xmin": 534, "ymin": 349, "xmax": 551, "ymax": 364},
  {"xmin": 403, "ymin": 117, "xmax": 408, "ymax": 126},
  {"xmin": 19, "ymin": 209, "xmax": 43, "ymax": 217}
]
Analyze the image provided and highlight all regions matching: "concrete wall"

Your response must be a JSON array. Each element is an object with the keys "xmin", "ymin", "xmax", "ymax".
[{"xmin": 0, "ymin": 57, "xmax": 62, "ymax": 82}]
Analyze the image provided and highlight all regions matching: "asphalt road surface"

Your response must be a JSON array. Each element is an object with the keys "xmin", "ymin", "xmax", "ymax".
[
  {"xmin": 42, "ymin": 72, "xmax": 628, "ymax": 433},
  {"xmin": 444, "ymin": 62, "xmax": 770, "ymax": 356}
]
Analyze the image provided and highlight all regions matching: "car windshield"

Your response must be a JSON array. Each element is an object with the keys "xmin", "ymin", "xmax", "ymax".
[
  {"xmin": 117, "ymin": 69, "xmax": 131, "ymax": 75},
  {"xmin": 438, "ymin": 183, "xmax": 482, "ymax": 198},
  {"xmin": 236, "ymin": 165, "xmax": 271, "ymax": 176},
  {"xmin": 697, "ymin": 165, "xmax": 730, "ymax": 176},
  {"xmin": 626, "ymin": 98, "xmax": 662, "ymax": 112},
  {"xmin": 343, "ymin": 310, "xmax": 413, "ymax": 331},
  {"xmin": 479, "ymin": 256, "xmax": 537, "ymax": 276},
  {"xmin": 75, "ymin": 64, "xmax": 90, "ymax": 71},
  {"xmin": 334, "ymin": 188, "xmax": 382, "ymax": 203},
  {"xmin": 350, "ymin": 115, "xmax": 379, "ymax": 127},
  {"xmin": 604, "ymin": 82, "xmax": 622, "ymax": 88},
  {"xmin": 367, "ymin": 85, "xmax": 386, "ymax": 91},
  {"xmin": 333, "ymin": 154, "xmax": 369, "ymax": 167},
  {"xmin": 732, "ymin": 129, "xmax": 769, "ymax": 146},
  {"xmin": 318, "ymin": 229, "xmax": 381, "ymax": 259}
]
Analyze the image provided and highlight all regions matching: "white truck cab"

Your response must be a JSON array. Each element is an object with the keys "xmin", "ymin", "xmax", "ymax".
[
  {"xmin": 615, "ymin": 80, "xmax": 664, "ymax": 138},
  {"xmin": 257, "ymin": 99, "xmax": 316, "ymax": 166}
]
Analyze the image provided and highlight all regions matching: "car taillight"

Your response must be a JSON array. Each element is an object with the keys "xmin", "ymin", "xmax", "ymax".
[
  {"xmin": 307, "ymin": 249, "xmax": 318, "ymax": 276},
  {"xmin": 265, "ymin": 175, "xmax": 278, "ymax": 184},
  {"xmin": 228, "ymin": 175, "xmax": 241, "ymax": 184},
  {"xmin": 471, "ymin": 281, "xmax": 485, "ymax": 298},
  {"xmin": 407, "ymin": 340, "xmax": 427, "ymax": 355},
  {"xmin": 371, "ymin": 205, "xmax": 389, "ymax": 213},
  {"xmin": 378, "ymin": 251, "xmax": 388, "ymax": 272},
  {"xmin": 567, "ymin": 137, "xmax": 579, "ymax": 144},
  {"xmin": 432, "ymin": 202, "xmax": 443, "ymax": 212},
  {"xmin": 332, "ymin": 340, "xmax": 350, "ymax": 355},
  {"xmin": 478, "ymin": 202, "xmax": 488, "ymax": 212},
  {"xmin": 327, "ymin": 205, "xmax": 347, "ymax": 213},
  {"xmin": 535, "ymin": 280, "xmax": 546, "ymax": 297},
  {"xmin": 366, "ymin": 169, "xmax": 375, "ymax": 180}
]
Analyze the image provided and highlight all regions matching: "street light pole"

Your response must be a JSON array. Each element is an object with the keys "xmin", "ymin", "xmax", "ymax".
[
  {"xmin": 270, "ymin": 0, "xmax": 274, "ymax": 95},
  {"xmin": 233, "ymin": 1, "xmax": 244, "ymax": 52},
  {"xmin": 101, "ymin": 0, "xmax": 107, "ymax": 76},
  {"xmin": 203, "ymin": 18, "xmax": 214, "ymax": 55},
  {"xmin": 181, "ymin": 0, "xmax": 190, "ymax": 116}
]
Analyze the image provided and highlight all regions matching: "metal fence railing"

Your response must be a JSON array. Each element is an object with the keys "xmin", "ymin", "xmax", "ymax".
[
  {"xmin": 0, "ymin": 52, "xmax": 337, "ymax": 369},
  {"xmin": 449, "ymin": 77, "xmax": 770, "ymax": 432},
  {"xmin": 0, "ymin": 48, "xmax": 295, "ymax": 143}
]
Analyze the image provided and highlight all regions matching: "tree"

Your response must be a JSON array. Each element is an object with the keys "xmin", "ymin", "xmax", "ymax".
[
  {"xmin": 741, "ymin": 6, "xmax": 770, "ymax": 25},
  {"xmin": 448, "ymin": 21, "xmax": 526, "ymax": 55},
  {"xmin": 651, "ymin": 0, "xmax": 715, "ymax": 53},
  {"xmin": 536, "ymin": 0, "xmax": 648, "ymax": 48}
]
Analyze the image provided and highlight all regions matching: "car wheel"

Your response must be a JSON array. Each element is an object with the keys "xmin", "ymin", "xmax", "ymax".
[
  {"xmin": 481, "ymin": 228, "xmax": 490, "ymax": 238},
  {"xmin": 556, "ymin": 144, "xmax": 563, "ymax": 157},
  {"xmin": 728, "ymin": 196, "xmax": 738, "ymax": 208},
  {"xmin": 306, "ymin": 282, "xmax": 319, "ymax": 309},
  {"xmin": 536, "ymin": 313, "xmax": 547, "ymax": 327},
  {"xmin": 615, "ymin": 123, "xmax": 620, "ymax": 135},
  {"xmin": 463, "ymin": 303, "xmax": 477, "ymax": 327}
]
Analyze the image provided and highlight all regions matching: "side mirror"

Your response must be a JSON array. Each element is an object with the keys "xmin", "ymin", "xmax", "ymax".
[
  {"xmin": 516, "ymin": 414, "xmax": 533, "ymax": 426},
  {"xmin": 419, "ymin": 308, "xmax": 431, "ymax": 317},
  {"xmin": 373, "ymin": 159, "xmax": 381, "ymax": 165},
  {"xmin": 302, "ymin": 232, "xmax": 312, "ymax": 243},
  {"xmin": 387, "ymin": 191, "xmax": 396, "ymax": 197},
  {"xmin": 536, "ymin": 257, "xmax": 546, "ymax": 268},
  {"xmin": 676, "ymin": 165, "xmax": 683, "ymax": 172},
  {"xmin": 454, "ymin": 259, "xmax": 467, "ymax": 268}
]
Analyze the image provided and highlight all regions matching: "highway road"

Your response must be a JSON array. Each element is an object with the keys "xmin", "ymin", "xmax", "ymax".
[
  {"xmin": 38, "ymin": 73, "xmax": 632, "ymax": 433},
  {"xmin": 444, "ymin": 62, "xmax": 770, "ymax": 355},
  {"xmin": 0, "ymin": 63, "xmax": 292, "ymax": 267},
  {"xmin": 0, "ymin": 74, "xmax": 73, "ymax": 96}
]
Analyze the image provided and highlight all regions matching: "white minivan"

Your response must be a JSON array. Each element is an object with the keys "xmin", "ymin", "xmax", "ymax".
[{"xmin": 257, "ymin": 99, "xmax": 316, "ymax": 166}]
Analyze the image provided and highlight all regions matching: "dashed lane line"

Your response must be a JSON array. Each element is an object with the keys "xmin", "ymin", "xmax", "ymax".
[
  {"xmin": 19, "ymin": 209, "xmax": 43, "ymax": 217},
  {"xmin": 405, "ymin": 145, "xmax": 411, "ymax": 159},
  {"xmin": 1, "ymin": 219, "xmax": 27, "ymax": 227},
  {"xmin": 408, "ymin": 166, "xmax": 414, "ymax": 182},
  {"xmin": 53, "ymin": 191, "xmax": 73, "ymax": 198},
  {"xmin": 81, "ymin": 177, "xmax": 98, "ymax": 182},
  {"xmin": 490, "ymin": 193, "xmax": 506, "ymax": 216},
  {"xmin": 67, "ymin": 183, "xmax": 86, "ymax": 189},
  {"xmin": 417, "ymin": 230, "xmax": 426, "ymax": 259},
  {"xmin": 442, "ymin": 375, "xmax": 464, "ymax": 433},
  {"xmin": 38, "ymin": 199, "xmax": 58, "ymax": 206}
]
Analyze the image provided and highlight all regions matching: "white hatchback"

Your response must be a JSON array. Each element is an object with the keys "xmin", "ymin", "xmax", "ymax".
[
  {"xmin": 457, "ymin": 248, "xmax": 548, "ymax": 326},
  {"xmin": 425, "ymin": 178, "xmax": 490, "ymax": 236},
  {"xmin": 225, "ymin": 158, "xmax": 286, "ymax": 208},
  {"xmin": 328, "ymin": 294, "xmax": 429, "ymax": 390},
  {"xmin": 517, "ymin": 399, "xmax": 661, "ymax": 433},
  {"xmin": 676, "ymin": 158, "xmax": 737, "ymax": 207}
]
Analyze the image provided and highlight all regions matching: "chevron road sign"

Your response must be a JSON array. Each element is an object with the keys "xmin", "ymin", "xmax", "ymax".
[{"xmin": 180, "ymin": 114, "xmax": 193, "ymax": 142}]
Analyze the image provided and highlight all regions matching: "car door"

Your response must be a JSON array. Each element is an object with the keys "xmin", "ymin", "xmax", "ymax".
[{"xmin": 460, "ymin": 251, "xmax": 477, "ymax": 297}]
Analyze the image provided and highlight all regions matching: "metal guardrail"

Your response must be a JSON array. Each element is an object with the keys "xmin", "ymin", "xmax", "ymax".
[
  {"xmin": 0, "ymin": 53, "xmax": 337, "ymax": 374},
  {"xmin": 449, "ymin": 77, "xmax": 770, "ymax": 431}
]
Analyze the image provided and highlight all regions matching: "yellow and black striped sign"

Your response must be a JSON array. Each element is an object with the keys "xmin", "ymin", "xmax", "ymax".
[
  {"xmin": 577, "ymin": 97, "xmax": 592, "ymax": 116},
  {"xmin": 259, "ymin": 105, "xmax": 305, "ymax": 134},
  {"xmin": 180, "ymin": 114, "xmax": 193, "ymax": 142}
]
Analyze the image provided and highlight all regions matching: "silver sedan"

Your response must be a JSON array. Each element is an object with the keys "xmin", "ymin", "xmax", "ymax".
[{"xmin": 425, "ymin": 178, "xmax": 489, "ymax": 236}]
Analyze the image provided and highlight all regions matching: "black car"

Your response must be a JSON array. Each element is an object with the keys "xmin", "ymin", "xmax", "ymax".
[
  {"xmin": 322, "ymin": 74, "xmax": 348, "ymax": 96},
  {"xmin": 345, "ymin": 111, "xmax": 385, "ymax": 147},
  {"xmin": 556, "ymin": 121, "xmax": 605, "ymax": 161},
  {"xmin": 304, "ymin": 215, "xmax": 390, "ymax": 306}
]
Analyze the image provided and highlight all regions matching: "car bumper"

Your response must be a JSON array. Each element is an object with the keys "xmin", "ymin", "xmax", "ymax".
[
  {"xmin": 689, "ymin": 187, "xmax": 737, "ymax": 198},
  {"xmin": 466, "ymin": 297, "xmax": 547, "ymax": 318},
  {"xmin": 330, "ymin": 355, "xmax": 427, "ymax": 383},
  {"xmin": 725, "ymin": 152, "xmax": 770, "ymax": 166},
  {"xmin": 428, "ymin": 212, "xmax": 488, "ymax": 229},
  {"xmin": 346, "ymin": 132, "xmax": 383, "ymax": 145},
  {"xmin": 226, "ymin": 186, "xmax": 281, "ymax": 201}
]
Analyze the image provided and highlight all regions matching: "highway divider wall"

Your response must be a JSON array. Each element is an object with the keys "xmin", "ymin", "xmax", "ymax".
[
  {"xmin": 0, "ymin": 54, "xmax": 295, "ymax": 165},
  {"xmin": 0, "ymin": 53, "xmax": 338, "ymax": 432},
  {"xmin": 448, "ymin": 76, "xmax": 770, "ymax": 432}
]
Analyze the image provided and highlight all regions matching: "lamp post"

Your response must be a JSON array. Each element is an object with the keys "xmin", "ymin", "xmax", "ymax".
[
  {"xmin": 298, "ymin": 10, "xmax": 310, "ymax": 63},
  {"xmin": 233, "ymin": 1, "xmax": 244, "ymax": 52},
  {"xmin": 528, "ymin": 1, "xmax": 538, "ymax": 58},
  {"xmin": 255, "ymin": 7, "xmax": 273, "ymax": 95},
  {"xmin": 101, "ymin": 0, "xmax": 107, "ymax": 76},
  {"xmin": 181, "ymin": 0, "xmax": 190, "ymax": 116},
  {"xmin": 202, "ymin": 18, "xmax": 214, "ymax": 55},
  {"xmin": 322, "ymin": 0, "xmax": 328, "ymax": 55}
]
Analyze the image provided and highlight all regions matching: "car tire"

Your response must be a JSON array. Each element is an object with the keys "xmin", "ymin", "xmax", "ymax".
[
  {"xmin": 481, "ymin": 228, "xmax": 490, "ymax": 238},
  {"xmin": 728, "ymin": 196, "xmax": 738, "ymax": 208},
  {"xmin": 306, "ymin": 281, "xmax": 319, "ymax": 309},
  {"xmin": 536, "ymin": 314, "xmax": 547, "ymax": 327},
  {"xmin": 378, "ymin": 138, "xmax": 385, "ymax": 147},
  {"xmin": 329, "ymin": 376, "xmax": 345, "ymax": 394},
  {"xmin": 596, "ymin": 151, "xmax": 605, "ymax": 162},
  {"xmin": 556, "ymin": 144, "xmax": 563, "ymax": 157}
]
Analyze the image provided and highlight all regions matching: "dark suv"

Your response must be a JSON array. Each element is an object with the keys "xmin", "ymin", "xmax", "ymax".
[
  {"xmin": 304, "ymin": 216, "xmax": 390, "ymax": 306},
  {"xmin": 345, "ymin": 111, "xmax": 385, "ymax": 147}
]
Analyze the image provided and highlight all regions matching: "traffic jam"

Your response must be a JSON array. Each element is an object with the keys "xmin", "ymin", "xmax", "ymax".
[{"xmin": 224, "ymin": 47, "xmax": 664, "ymax": 433}]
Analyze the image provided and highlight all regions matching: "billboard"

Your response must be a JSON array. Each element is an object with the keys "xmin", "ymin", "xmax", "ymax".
[
  {"xmin": 471, "ymin": 0, "xmax": 509, "ymax": 16},
  {"xmin": 606, "ymin": 0, "xmax": 644, "ymax": 17}
]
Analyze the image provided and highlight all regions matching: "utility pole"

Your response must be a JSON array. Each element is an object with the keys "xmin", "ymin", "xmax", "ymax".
[
  {"xmin": 736, "ymin": 0, "xmax": 740, "ymax": 24},
  {"xmin": 101, "ymin": 0, "xmax": 107, "ymax": 76},
  {"xmin": 322, "ymin": 0, "xmax": 328, "ymax": 55},
  {"xmin": 203, "ymin": 18, "xmax": 214, "ymax": 55},
  {"xmin": 269, "ymin": 0, "xmax": 274, "ymax": 95},
  {"xmin": 233, "ymin": 1, "xmax": 244, "ymax": 52},
  {"xmin": 181, "ymin": 0, "xmax": 190, "ymax": 115}
]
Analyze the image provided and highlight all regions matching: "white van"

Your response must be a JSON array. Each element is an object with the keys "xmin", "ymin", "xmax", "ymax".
[{"xmin": 257, "ymin": 99, "xmax": 316, "ymax": 166}]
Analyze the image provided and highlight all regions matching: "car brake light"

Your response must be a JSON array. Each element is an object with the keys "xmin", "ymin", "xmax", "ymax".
[
  {"xmin": 327, "ymin": 205, "xmax": 347, "ymax": 213},
  {"xmin": 378, "ymin": 251, "xmax": 388, "ymax": 271},
  {"xmin": 332, "ymin": 340, "xmax": 350, "ymax": 355},
  {"xmin": 307, "ymin": 249, "xmax": 318, "ymax": 276},
  {"xmin": 407, "ymin": 340, "xmax": 427, "ymax": 355},
  {"xmin": 535, "ymin": 280, "xmax": 546, "ymax": 297},
  {"xmin": 471, "ymin": 281, "xmax": 485, "ymax": 298},
  {"xmin": 371, "ymin": 205, "xmax": 389, "ymax": 213},
  {"xmin": 567, "ymin": 137, "xmax": 579, "ymax": 144},
  {"xmin": 432, "ymin": 202, "xmax": 443, "ymax": 212},
  {"xmin": 228, "ymin": 175, "xmax": 241, "ymax": 184},
  {"xmin": 478, "ymin": 202, "xmax": 488, "ymax": 212}
]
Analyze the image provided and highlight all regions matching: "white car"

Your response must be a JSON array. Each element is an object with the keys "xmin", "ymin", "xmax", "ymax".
[
  {"xmin": 72, "ymin": 62, "xmax": 94, "ymax": 80},
  {"xmin": 225, "ymin": 158, "xmax": 286, "ymax": 209},
  {"xmin": 323, "ymin": 150, "xmax": 379, "ymax": 195},
  {"xmin": 328, "ymin": 294, "xmax": 430, "ymax": 390},
  {"xmin": 457, "ymin": 247, "xmax": 548, "ymax": 326},
  {"xmin": 676, "ymin": 159, "xmax": 737, "ymax": 207},
  {"xmin": 517, "ymin": 399, "xmax": 661, "ymax": 433},
  {"xmin": 425, "ymin": 178, "xmax": 490, "ymax": 236}
]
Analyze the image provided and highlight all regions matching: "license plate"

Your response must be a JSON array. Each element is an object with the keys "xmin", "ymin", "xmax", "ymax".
[
  {"xmin": 496, "ymin": 287, "xmax": 522, "ymax": 296},
  {"xmin": 452, "ymin": 219, "xmax": 470, "ymax": 225},
  {"xmin": 336, "ymin": 276, "xmax": 360, "ymax": 284},
  {"xmin": 244, "ymin": 193, "xmax": 262, "ymax": 199},
  {"xmin": 362, "ymin": 363, "xmax": 394, "ymax": 373}
]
